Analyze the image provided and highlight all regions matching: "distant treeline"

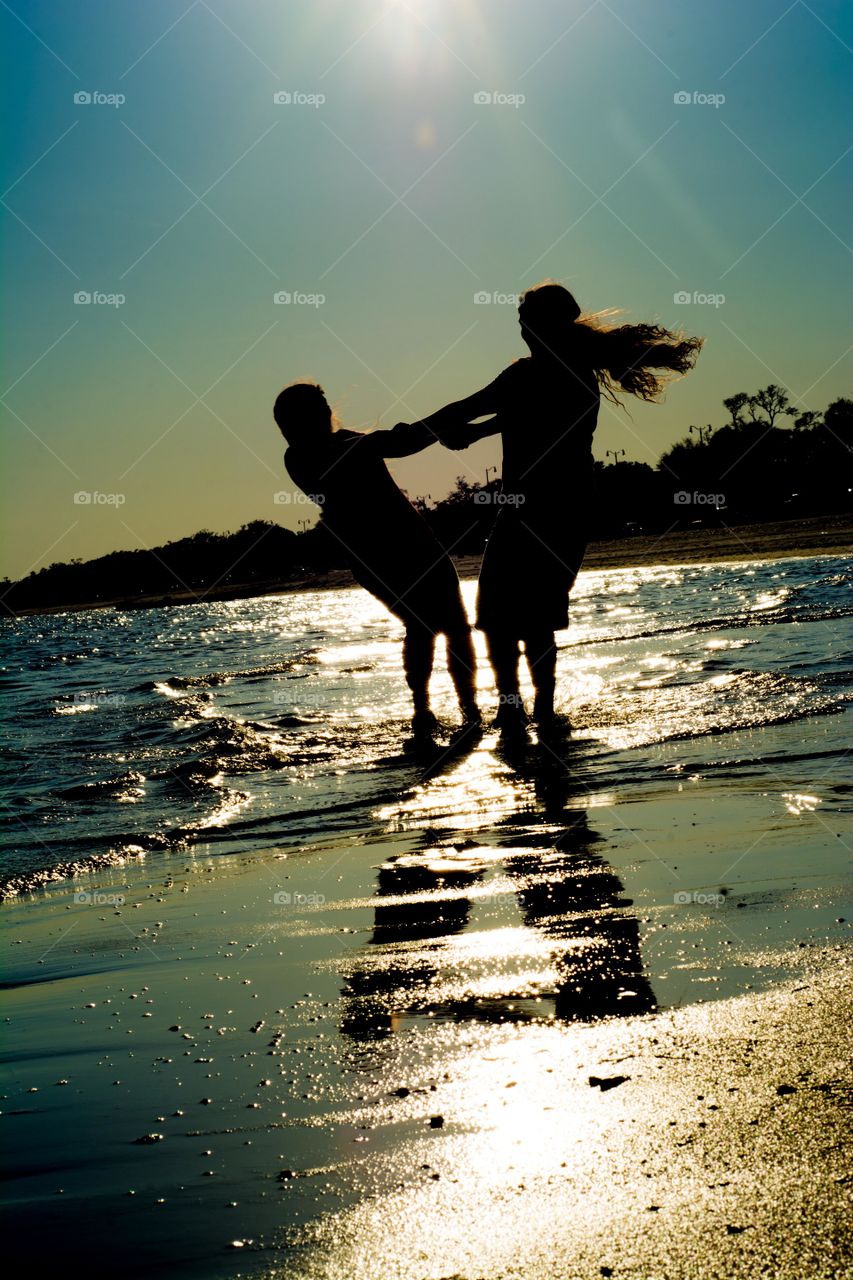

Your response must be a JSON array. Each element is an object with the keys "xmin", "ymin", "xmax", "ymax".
[{"xmin": 3, "ymin": 386, "xmax": 851, "ymax": 613}]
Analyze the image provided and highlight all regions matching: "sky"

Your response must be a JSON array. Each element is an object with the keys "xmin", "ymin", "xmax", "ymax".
[{"xmin": 1, "ymin": 0, "xmax": 851, "ymax": 580}]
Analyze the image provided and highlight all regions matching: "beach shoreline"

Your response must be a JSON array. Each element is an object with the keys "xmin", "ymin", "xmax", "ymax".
[{"xmin": 5, "ymin": 513, "xmax": 851, "ymax": 617}]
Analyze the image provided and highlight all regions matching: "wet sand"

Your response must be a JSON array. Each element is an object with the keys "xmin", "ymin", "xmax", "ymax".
[{"xmin": 2, "ymin": 723, "xmax": 851, "ymax": 1278}]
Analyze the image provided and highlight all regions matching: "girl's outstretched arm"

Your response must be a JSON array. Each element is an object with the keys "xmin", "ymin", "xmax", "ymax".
[
  {"xmin": 371, "ymin": 375, "xmax": 505, "ymax": 457},
  {"xmin": 368, "ymin": 415, "xmax": 499, "ymax": 459},
  {"xmin": 418, "ymin": 379, "xmax": 503, "ymax": 440},
  {"xmin": 437, "ymin": 416, "xmax": 499, "ymax": 449},
  {"xmin": 370, "ymin": 420, "xmax": 440, "ymax": 458}
]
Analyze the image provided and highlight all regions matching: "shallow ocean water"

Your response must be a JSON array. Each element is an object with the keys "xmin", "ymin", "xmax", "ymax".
[{"xmin": 1, "ymin": 554, "xmax": 850, "ymax": 895}]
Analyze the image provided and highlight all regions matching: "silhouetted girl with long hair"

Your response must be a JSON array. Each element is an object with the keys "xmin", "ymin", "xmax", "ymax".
[{"xmin": 419, "ymin": 281, "xmax": 703, "ymax": 734}]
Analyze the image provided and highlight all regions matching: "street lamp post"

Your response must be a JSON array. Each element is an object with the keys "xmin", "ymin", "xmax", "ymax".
[{"xmin": 606, "ymin": 449, "xmax": 626, "ymax": 465}]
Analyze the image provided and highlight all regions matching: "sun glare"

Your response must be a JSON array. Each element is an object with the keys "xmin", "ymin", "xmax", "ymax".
[{"xmin": 378, "ymin": 0, "xmax": 487, "ymax": 74}]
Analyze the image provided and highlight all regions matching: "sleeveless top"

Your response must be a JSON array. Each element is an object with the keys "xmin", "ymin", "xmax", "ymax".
[{"xmin": 488, "ymin": 355, "xmax": 599, "ymax": 510}]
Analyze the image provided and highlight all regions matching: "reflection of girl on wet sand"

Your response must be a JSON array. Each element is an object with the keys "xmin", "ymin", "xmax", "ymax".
[{"xmin": 339, "ymin": 750, "xmax": 655, "ymax": 1042}]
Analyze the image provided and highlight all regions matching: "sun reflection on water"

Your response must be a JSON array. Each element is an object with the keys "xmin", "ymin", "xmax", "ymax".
[{"xmin": 379, "ymin": 747, "xmax": 528, "ymax": 831}]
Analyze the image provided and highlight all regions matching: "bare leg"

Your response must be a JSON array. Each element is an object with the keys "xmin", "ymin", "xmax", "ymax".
[
  {"xmin": 485, "ymin": 630, "xmax": 526, "ymax": 727},
  {"xmin": 523, "ymin": 630, "xmax": 557, "ymax": 724},
  {"xmin": 403, "ymin": 625, "xmax": 435, "ymax": 721},
  {"xmin": 446, "ymin": 629, "xmax": 479, "ymax": 721}
]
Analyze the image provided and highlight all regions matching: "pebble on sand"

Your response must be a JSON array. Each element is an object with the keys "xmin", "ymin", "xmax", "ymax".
[{"xmin": 589, "ymin": 1075, "xmax": 630, "ymax": 1091}]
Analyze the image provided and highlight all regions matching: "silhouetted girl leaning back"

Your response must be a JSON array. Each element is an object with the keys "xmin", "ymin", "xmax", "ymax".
[
  {"xmin": 273, "ymin": 383, "xmax": 479, "ymax": 738},
  {"xmin": 419, "ymin": 281, "xmax": 703, "ymax": 735}
]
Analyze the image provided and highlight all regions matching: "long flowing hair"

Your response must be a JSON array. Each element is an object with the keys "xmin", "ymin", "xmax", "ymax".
[{"xmin": 519, "ymin": 281, "xmax": 704, "ymax": 404}]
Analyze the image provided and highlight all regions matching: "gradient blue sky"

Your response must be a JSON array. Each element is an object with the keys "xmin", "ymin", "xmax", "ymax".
[{"xmin": 2, "ymin": 0, "xmax": 851, "ymax": 579}]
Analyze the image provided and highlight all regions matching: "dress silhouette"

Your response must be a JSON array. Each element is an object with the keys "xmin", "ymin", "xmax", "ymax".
[{"xmin": 472, "ymin": 347, "xmax": 598, "ymax": 636}]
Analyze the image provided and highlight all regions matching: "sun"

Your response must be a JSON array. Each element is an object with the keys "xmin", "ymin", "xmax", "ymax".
[{"xmin": 376, "ymin": 0, "xmax": 487, "ymax": 75}]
